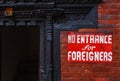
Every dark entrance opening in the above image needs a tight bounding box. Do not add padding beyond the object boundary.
[1,27,39,81]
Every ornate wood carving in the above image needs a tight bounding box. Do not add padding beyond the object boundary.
[0,0,102,81]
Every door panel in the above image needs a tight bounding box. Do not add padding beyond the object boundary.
[1,27,40,81]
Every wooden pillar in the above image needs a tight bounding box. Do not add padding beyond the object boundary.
[40,15,53,81]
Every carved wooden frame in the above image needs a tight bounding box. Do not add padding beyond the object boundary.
[0,1,102,81]
[52,5,98,81]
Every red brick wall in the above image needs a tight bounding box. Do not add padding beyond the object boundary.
[60,0,120,81]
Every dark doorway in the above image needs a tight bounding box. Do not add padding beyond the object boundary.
[1,27,39,81]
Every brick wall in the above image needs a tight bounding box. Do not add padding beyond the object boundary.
[60,0,120,81]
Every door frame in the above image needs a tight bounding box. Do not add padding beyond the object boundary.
[0,1,101,81]
[52,5,98,81]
